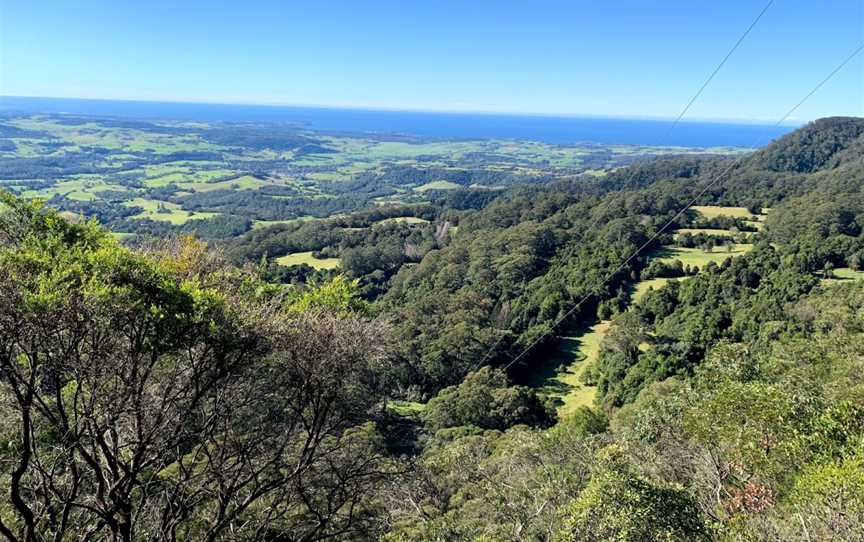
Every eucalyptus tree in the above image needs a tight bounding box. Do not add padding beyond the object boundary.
[0,195,394,541]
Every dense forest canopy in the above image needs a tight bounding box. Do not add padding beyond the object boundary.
[0,118,863,540]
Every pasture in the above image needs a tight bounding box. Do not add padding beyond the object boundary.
[529,320,609,418]
[692,205,769,231]
[252,218,316,229]
[691,205,754,219]
[652,243,754,268]
[631,277,673,303]
[275,251,340,270]
[125,198,216,224]
[674,228,741,238]
[823,267,864,283]
[375,216,430,226]
[413,180,461,191]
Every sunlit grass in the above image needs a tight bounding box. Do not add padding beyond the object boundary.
[275,251,340,270]
[653,243,754,268]
[413,180,461,191]
[691,205,754,219]
[631,277,673,303]
[375,216,430,226]
[124,198,216,224]
[529,321,610,418]
[387,400,426,418]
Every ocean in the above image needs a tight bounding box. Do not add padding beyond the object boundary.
[0,96,794,148]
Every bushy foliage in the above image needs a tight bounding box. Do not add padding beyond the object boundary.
[554,449,709,542]
[0,194,395,541]
[286,274,370,316]
[421,367,554,432]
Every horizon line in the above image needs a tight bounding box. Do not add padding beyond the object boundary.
[0,94,806,127]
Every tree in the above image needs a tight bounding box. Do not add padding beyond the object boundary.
[0,196,394,541]
[849,250,864,271]
[384,423,603,542]
[286,274,370,316]
[788,452,864,540]
[421,367,554,432]
[554,449,710,542]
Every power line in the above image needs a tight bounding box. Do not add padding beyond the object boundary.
[777,43,864,123]
[665,0,774,138]
[501,42,864,373]
[468,1,778,374]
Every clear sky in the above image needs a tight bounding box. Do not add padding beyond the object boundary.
[1,1,862,122]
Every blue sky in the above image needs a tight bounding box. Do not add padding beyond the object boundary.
[1,1,862,122]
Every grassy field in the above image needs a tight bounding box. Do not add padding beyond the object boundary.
[125,198,216,224]
[528,243,750,415]
[252,217,317,229]
[691,205,755,219]
[413,180,461,192]
[675,228,742,238]
[529,320,609,418]
[21,178,126,201]
[145,174,276,193]
[823,267,864,283]
[833,267,864,280]
[524,209,757,417]
[387,400,426,418]
[375,216,430,226]
[275,251,340,270]
[692,205,769,231]
[631,277,673,303]
[745,220,765,231]
[653,243,754,268]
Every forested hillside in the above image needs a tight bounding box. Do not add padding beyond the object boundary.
[0,118,863,541]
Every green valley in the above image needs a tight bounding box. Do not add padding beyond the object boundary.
[2,115,864,541]
[3,0,861,539]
